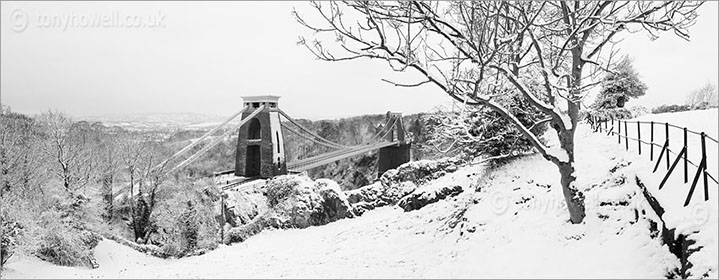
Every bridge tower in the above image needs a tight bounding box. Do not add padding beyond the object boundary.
[377,112,411,177]
[234,96,287,178]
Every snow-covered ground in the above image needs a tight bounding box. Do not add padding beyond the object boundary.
[628,108,718,186]
[3,110,717,279]
[626,108,719,278]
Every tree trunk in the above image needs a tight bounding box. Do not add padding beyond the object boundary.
[556,45,587,224]
[557,161,585,223]
[101,174,113,222]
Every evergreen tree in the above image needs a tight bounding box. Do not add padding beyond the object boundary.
[593,57,648,109]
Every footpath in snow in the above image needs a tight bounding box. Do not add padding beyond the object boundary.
[3,120,717,278]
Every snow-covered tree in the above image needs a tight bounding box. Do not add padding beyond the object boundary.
[686,82,718,109]
[593,57,647,109]
[295,1,701,223]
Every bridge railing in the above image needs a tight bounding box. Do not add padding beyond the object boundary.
[588,115,718,206]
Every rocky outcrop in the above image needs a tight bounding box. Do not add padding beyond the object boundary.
[398,185,464,212]
[225,158,465,244]
[345,158,463,215]
[223,185,269,227]
[384,158,462,186]
[224,175,353,244]
[346,181,418,216]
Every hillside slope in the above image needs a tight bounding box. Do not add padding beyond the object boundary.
[5,123,708,278]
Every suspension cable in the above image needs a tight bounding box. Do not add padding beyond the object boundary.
[278,109,347,148]
[154,107,248,171]
[281,122,342,150]
[368,115,395,142]
[167,105,265,174]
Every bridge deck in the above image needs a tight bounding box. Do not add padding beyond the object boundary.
[288,141,400,172]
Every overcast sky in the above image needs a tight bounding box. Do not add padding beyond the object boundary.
[1,1,717,120]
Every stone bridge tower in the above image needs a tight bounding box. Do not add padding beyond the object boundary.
[234,96,287,178]
[377,111,411,177]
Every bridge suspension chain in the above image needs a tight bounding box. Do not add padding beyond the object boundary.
[278,109,347,149]
[373,116,399,142]
[112,106,264,199]
[153,107,248,171]
[167,105,266,174]
[281,122,344,150]
[367,115,395,143]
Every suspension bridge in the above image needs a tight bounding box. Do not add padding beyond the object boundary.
[114,95,410,197]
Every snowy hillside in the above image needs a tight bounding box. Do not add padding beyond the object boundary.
[78,112,231,131]
[7,118,718,278]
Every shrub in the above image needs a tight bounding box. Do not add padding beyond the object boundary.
[423,91,548,160]
[266,175,311,206]
[592,57,647,109]
[177,201,199,251]
[652,104,692,114]
[150,180,220,257]
[34,210,89,267]
[587,107,633,121]
[1,213,22,268]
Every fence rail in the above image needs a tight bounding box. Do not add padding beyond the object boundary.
[588,115,717,207]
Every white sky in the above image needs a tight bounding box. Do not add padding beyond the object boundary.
[1,1,717,120]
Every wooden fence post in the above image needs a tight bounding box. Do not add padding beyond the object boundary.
[650,121,654,161]
[624,121,629,150]
[637,121,642,155]
[684,132,708,206]
[653,123,671,173]
[665,123,670,169]
[702,133,708,201]
[618,120,622,144]
[684,127,688,183]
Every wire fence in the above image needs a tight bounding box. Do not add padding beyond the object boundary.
[588,115,718,207]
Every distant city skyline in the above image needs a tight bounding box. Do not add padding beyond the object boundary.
[1,1,717,120]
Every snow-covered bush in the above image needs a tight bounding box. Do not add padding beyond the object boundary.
[266,175,310,207]
[1,211,22,268]
[34,210,92,267]
[422,92,548,160]
[588,107,633,121]
[150,180,220,257]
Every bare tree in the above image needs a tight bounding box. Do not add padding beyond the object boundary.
[118,134,171,243]
[90,122,122,222]
[686,82,718,108]
[38,111,97,192]
[295,1,700,223]
[0,110,45,197]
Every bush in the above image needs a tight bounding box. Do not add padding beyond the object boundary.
[266,175,307,206]
[150,180,220,257]
[592,57,647,109]
[34,210,91,267]
[423,92,548,160]
[177,201,199,251]
[1,214,22,268]
[587,107,633,121]
[652,104,691,114]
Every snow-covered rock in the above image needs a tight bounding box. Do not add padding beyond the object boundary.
[345,157,464,215]
[398,185,464,212]
[224,175,354,244]
[223,185,269,227]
